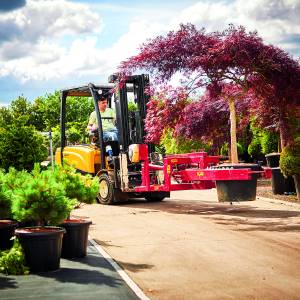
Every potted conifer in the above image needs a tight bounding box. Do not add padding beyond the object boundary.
[54,165,97,258]
[13,166,76,272]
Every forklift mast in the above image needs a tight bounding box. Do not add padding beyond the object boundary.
[109,74,151,153]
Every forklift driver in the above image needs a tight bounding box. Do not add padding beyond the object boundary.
[86,96,118,141]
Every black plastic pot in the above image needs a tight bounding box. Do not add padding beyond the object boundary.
[271,168,296,195]
[60,219,92,258]
[265,153,280,168]
[15,226,65,272]
[0,220,18,250]
[215,164,260,202]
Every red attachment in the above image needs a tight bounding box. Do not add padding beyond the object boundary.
[138,144,148,161]
[131,150,271,193]
[261,167,272,179]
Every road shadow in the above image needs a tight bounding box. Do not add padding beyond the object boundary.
[39,267,122,287]
[64,253,115,269]
[212,216,300,232]
[118,199,299,217]
[117,199,300,232]
[0,276,18,290]
[93,238,123,248]
[71,241,154,274]
[116,260,154,273]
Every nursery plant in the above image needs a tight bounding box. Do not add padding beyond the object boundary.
[12,165,76,272]
[12,165,75,226]
[0,240,29,275]
[52,164,96,258]
[53,163,98,205]
[280,140,300,201]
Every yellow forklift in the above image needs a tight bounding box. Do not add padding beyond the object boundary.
[55,74,170,204]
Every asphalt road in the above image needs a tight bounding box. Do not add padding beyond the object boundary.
[73,189,300,300]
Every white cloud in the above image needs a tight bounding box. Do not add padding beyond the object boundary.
[173,0,300,56]
[169,1,232,31]
[0,0,102,44]
[0,14,166,82]
[0,0,299,86]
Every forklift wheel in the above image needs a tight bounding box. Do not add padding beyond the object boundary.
[97,173,128,205]
[145,192,168,202]
[98,174,114,205]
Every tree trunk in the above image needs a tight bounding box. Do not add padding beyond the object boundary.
[229,98,238,164]
[293,174,300,202]
[279,113,292,149]
[279,126,286,151]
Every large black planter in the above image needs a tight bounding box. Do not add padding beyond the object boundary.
[271,168,296,195]
[0,220,18,250]
[265,153,296,194]
[265,153,280,168]
[15,226,65,272]
[60,219,92,258]
[215,164,260,202]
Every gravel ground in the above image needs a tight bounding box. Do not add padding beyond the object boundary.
[257,179,298,202]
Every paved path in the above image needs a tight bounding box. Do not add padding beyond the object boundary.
[73,189,300,300]
[0,243,140,300]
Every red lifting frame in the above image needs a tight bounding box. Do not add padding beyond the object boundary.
[133,149,271,193]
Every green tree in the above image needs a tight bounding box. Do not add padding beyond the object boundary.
[160,129,209,154]
[33,91,94,131]
[0,119,48,171]
[0,107,13,126]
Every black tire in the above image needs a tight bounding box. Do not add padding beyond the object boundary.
[97,173,114,205]
[97,173,128,205]
[145,192,169,202]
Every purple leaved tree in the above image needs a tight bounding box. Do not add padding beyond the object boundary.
[119,24,300,163]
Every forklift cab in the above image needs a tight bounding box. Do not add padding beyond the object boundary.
[57,74,151,167]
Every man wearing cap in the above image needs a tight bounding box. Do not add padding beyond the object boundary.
[87,96,118,141]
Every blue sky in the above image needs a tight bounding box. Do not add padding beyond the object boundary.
[0,0,299,106]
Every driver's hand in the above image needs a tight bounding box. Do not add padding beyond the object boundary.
[91,125,98,131]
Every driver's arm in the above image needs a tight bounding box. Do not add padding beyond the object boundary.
[86,111,97,132]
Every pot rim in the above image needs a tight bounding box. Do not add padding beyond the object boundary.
[0,219,18,228]
[15,226,66,237]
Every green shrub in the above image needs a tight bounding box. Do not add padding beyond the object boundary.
[221,142,244,156]
[248,138,262,158]
[160,129,209,154]
[260,131,278,154]
[248,120,279,158]
[128,102,138,112]
[66,126,82,144]
[53,164,98,204]
[0,119,48,171]
[0,240,29,275]
[12,165,76,226]
[3,167,31,191]
[280,140,300,177]
[0,170,12,219]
